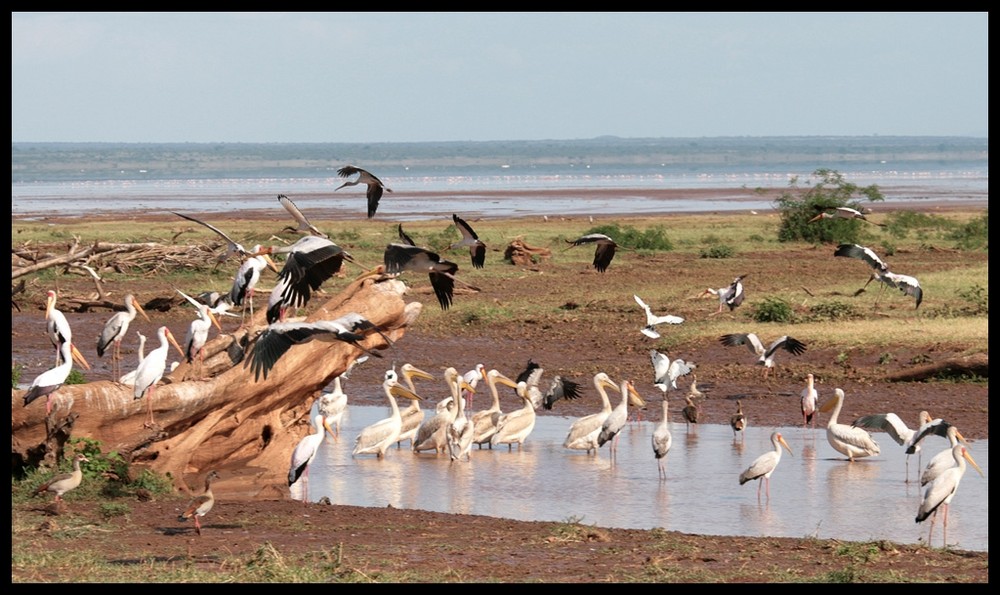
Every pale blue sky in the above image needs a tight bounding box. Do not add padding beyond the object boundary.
[11,12,988,143]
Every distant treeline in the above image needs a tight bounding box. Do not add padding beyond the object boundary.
[11,136,988,182]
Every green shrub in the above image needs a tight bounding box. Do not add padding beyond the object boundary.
[956,284,988,316]
[12,363,24,388]
[808,301,861,322]
[65,368,87,385]
[586,223,674,251]
[947,211,988,250]
[774,169,885,244]
[699,245,735,259]
[751,297,794,323]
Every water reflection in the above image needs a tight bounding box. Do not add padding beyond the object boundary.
[307,405,988,552]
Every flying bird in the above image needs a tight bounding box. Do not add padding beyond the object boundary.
[246,313,389,381]
[254,235,355,324]
[335,165,392,218]
[177,470,220,536]
[384,243,480,310]
[834,243,922,309]
[650,349,695,393]
[916,444,984,548]
[278,194,328,238]
[566,233,618,273]
[719,333,807,379]
[701,274,747,315]
[449,214,487,269]
[739,431,793,503]
[514,359,581,411]
[809,206,884,226]
[851,410,935,482]
[172,211,249,267]
[397,223,417,246]
[633,294,683,339]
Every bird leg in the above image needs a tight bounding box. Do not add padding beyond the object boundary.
[194,516,202,536]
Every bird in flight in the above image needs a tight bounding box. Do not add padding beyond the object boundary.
[449,214,487,269]
[566,233,618,273]
[719,332,807,379]
[633,294,683,339]
[335,165,392,219]
[700,274,747,315]
[809,206,883,226]
[834,243,923,309]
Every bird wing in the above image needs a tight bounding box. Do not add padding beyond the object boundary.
[173,212,247,258]
[337,165,365,179]
[834,243,887,271]
[453,214,480,240]
[592,242,617,273]
[720,333,765,357]
[515,359,542,385]
[542,376,582,410]
[397,224,416,246]
[366,184,384,218]
[666,359,695,388]
[767,336,807,358]
[906,419,955,454]
[278,195,327,238]
[851,413,910,446]
[650,350,671,388]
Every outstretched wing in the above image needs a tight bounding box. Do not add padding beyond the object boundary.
[278,194,327,238]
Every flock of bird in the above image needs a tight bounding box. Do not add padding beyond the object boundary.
[20,169,970,546]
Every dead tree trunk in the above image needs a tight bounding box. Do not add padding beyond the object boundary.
[12,272,422,496]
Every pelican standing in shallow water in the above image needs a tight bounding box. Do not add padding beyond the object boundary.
[394,364,436,449]
[597,379,644,460]
[471,369,519,449]
[820,388,880,462]
[413,368,473,454]
[916,444,984,548]
[353,375,424,459]
[739,431,793,503]
[563,372,620,454]
[491,380,538,451]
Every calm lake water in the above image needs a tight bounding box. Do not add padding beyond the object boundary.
[300,404,988,552]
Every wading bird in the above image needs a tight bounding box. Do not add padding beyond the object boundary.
[289,414,333,502]
[834,243,923,309]
[916,444,984,548]
[920,425,971,487]
[246,313,389,381]
[394,364,436,449]
[633,294,683,339]
[413,368,474,454]
[449,214,487,269]
[23,340,90,415]
[597,379,644,460]
[97,294,150,380]
[701,274,748,315]
[730,400,747,442]
[353,375,424,459]
[739,431,793,503]
[650,349,695,394]
[472,369,520,448]
[851,410,934,482]
[133,326,185,428]
[681,394,700,432]
[172,212,249,267]
[335,165,392,219]
[719,333,807,379]
[563,372,620,454]
[309,358,365,442]
[652,397,673,480]
[447,378,475,462]
[809,206,883,226]
[178,470,220,536]
[491,380,538,452]
[254,235,356,324]
[820,388,880,462]
[800,373,819,429]
[566,233,618,272]
[383,242,480,310]
[34,453,89,505]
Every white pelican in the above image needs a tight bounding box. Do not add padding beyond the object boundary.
[700,274,748,315]
[23,340,86,415]
[177,470,220,536]
[681,394,699,432]
[597,379,644,459]
[809,206,883,226]
[730,400,747,442]
[834,243,923,309]
[133,326,185,428]
[172,211,249,267]
[118,331,146,386]
[471,369,519,448]
[246,313,388,381]
[177,289,222,369]
[566,233,617,273]
[652,397,672,480]
[800,373,818,429]
[650,349,695,393]
[739,431,793,502]
[44,290,89,370]
[96,294,150,379]
[383,243,477,311]
[820,388,880,462]
[633,294,683,339]
[563,372,620,454]
[491,380,538,451]
[413,368,473,454]
[447,380,475,462]
[335,165,392,219]
[253,235,356,324]
[229,243,279,324]
[353,375,424,459]
[394,364,436,449]
[449,214,486,269]
[278,194,328,238]
[851,410,934,482]
[34,453,88,504]
[920,425,970,487]
[719,333,807,379]
[289,414,332,501]
[916,444,984,548]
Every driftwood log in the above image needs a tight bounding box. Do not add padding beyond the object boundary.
[12,271,422,496]
[884,353,989,382]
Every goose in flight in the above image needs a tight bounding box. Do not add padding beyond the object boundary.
[335,165,392,219]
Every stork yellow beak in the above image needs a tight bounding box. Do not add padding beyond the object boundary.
[166,328,185,359]
[133,297,151,322]
[70,343,91,371]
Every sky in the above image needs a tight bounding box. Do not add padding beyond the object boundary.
[11,12,988,143]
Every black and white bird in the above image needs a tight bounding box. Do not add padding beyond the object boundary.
[177,289,222,367]
[652,397,673,480]
[96,293,151,380]
[701,274,747,315]
[719,333,807,379]
[246,313,389,381]
[851,410,935,483]
[335,165,392,219]
[44,290,90,370]
[916,443,984,548]
[650,349,695,393]
[566,233,617,273]
[834,243,923,309]
[384,243,479,310]
[633,294,683,339]
[739,431,793,503]
[278,194,328,238]
[809,206,883,226]
[254,235,354,324]
[172,212,249,267]
[514,359,582,410]
[449,214,486,269]
[228,244,279,324]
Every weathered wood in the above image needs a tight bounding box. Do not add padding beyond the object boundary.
[12,270,422,495]
[884,353,988,382]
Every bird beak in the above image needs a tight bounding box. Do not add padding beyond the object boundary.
[322,418,336,440]
[627,382,646,408]
[70,344,91,370]
[779,435,794,457]
[208,309,222,331]
[602,377,622,393]
[390,384,423,401]
[263,254,280,273]
[133,298,151,322]
[495,374,519,390]
[404,366,435,382]
[808,214,823,223]
[460,380,476,394]
[819,396,836,413]
[334,182,349,191]
[963,448,985,478]
[166,329,185,358]
[955,430,969,445]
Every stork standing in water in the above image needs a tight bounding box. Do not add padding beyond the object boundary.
[800,373,819,429]
[335,165,392,219]
[597,380,644,461]
[701,274,747,315]
[916,444,984,548]
[289,414,333,502]
[652,397,673,480]
[739,431,793,503]
[97,294,150,380]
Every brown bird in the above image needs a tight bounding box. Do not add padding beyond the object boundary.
[35,453,89,504]
[335,165,393,219]
[730,400,747,442]
[682,394,699,431]
[178,470,220,536]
